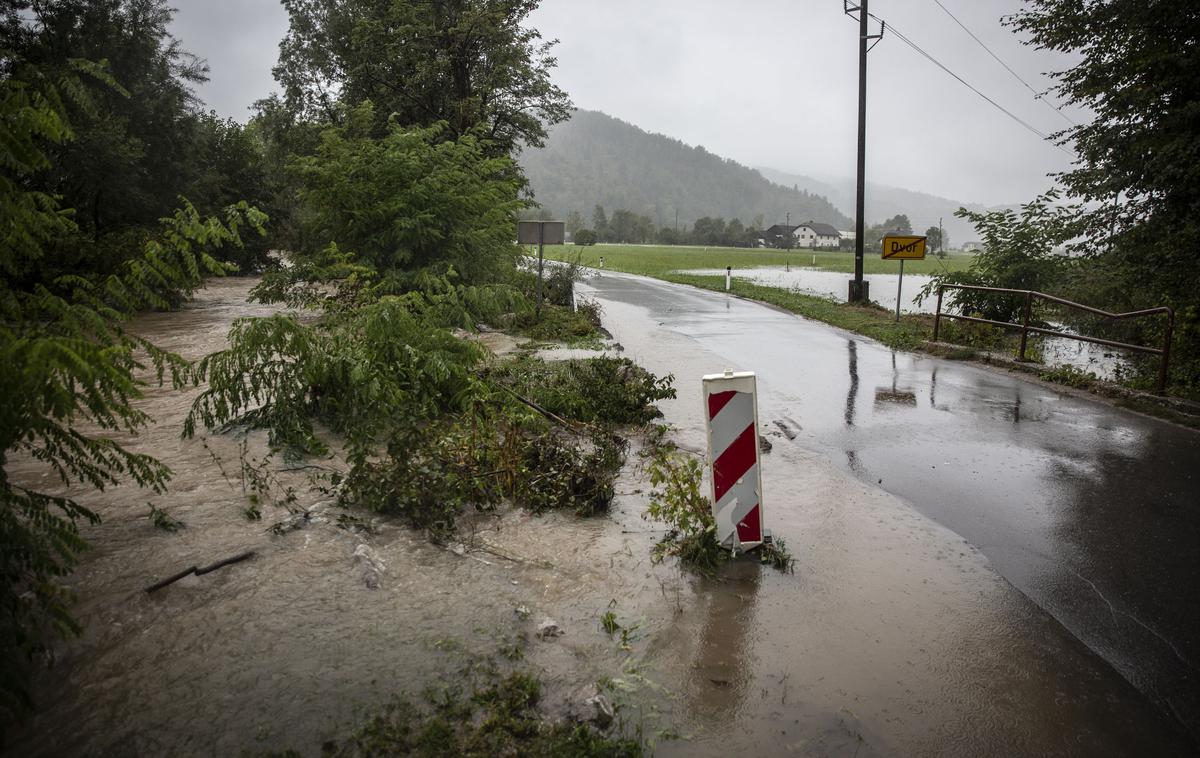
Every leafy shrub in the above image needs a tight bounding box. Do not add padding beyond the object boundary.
[642,449,725,574]
[487,357,675,425]
[541,258,583,308]
[291,103,527,284]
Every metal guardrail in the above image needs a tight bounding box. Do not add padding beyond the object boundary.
[932,284,1175,394]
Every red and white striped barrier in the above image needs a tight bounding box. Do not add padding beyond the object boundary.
[703,370,764,551]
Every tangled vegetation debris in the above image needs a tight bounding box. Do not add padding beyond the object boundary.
[185,239,674,542]
[270,669,643,758]
[642,444,794,576]
[147,504,184,533]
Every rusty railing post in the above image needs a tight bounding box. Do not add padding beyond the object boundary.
[1158,308,1174,395]
[1018,290,1033,361]
[933,285,944,342]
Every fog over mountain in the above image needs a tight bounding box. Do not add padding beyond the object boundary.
[521,109,997,245]
[519,110,851,232]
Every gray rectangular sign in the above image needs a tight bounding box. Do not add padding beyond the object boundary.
[517,220,565,245]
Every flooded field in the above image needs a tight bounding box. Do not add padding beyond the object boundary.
[684,266,937,314]
[683,266,1136,381]
[4,277,1191,756]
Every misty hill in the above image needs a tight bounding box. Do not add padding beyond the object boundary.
[755,167,990,247]
[519,109,852,232]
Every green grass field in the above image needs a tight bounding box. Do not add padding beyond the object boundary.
[539,243,975,277]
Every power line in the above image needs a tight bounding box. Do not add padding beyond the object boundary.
[930,0,1077,126]
[864,10,1073,156]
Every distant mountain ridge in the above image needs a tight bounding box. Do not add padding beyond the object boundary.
[755,167,990,246]
[519,109,852,232]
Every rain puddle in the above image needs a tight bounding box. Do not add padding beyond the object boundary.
[4,277,1190,756]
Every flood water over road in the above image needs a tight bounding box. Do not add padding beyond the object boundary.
[581,270,1200,749]
[5,276,1196,756]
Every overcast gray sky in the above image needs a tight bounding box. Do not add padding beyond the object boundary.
[169,0,1082,206]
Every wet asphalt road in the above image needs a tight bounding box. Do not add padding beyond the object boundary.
[580,271,1200,745]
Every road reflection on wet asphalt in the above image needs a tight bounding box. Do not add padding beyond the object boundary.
[582,270,1200,749]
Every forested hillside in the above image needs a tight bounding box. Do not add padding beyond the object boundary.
[520,109,851,231]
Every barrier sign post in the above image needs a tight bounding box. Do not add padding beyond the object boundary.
[702,369,766,553]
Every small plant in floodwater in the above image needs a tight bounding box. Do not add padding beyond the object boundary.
[496,633,526,661]
[759,538,796,573]
[618,622,641,651]
[147,503,184,532]
[242,502,262,521]
[601,610,620,635]
[643,449,726,575]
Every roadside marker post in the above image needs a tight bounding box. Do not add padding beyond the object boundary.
[703,369,766,553]
[725,266,732,291]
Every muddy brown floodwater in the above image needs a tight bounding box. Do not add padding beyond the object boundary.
[5,277,1193,756]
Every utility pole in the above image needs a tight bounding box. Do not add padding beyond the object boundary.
[846,1,883,302]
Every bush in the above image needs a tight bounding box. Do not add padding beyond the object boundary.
[573,228,597,246]
[486,357,675,425]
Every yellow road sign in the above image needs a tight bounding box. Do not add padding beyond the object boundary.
[882,234,927,260]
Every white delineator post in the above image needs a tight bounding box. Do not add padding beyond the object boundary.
[702,370,765,551]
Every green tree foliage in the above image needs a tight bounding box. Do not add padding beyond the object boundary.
[924,225,943,255]
[0,66,264,729]
[862,213,914,252]
[607,208,655,244]
[2,0,206,239]
[920,193,1081,321]
[564,209,585,237]
[1007,0,1200,392]
[691,216,727,246]
[2,0,278,274]
[275,0,571,152]
[592,204,609,240]
[573,228,597,246]
[290,102,527,283]
[725,218,746,246]
[185,112,280,271]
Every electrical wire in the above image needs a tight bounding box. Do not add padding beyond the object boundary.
[861,9,1074,156]
[930,0,1077,126]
